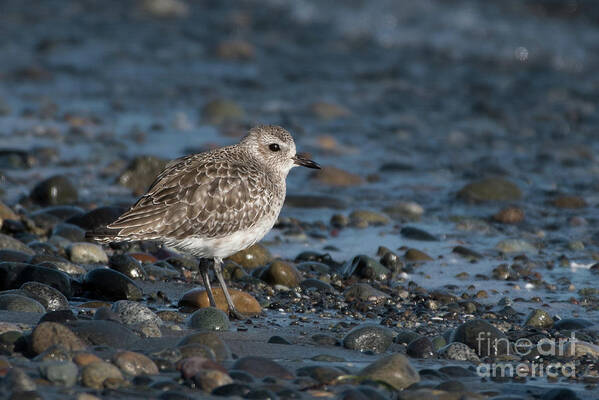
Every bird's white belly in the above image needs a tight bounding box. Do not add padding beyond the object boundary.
[166,215,277,259]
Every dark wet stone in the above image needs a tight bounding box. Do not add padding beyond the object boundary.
[117,155,169,195]
[0,368,36,393]
[68,320,138,348]
[431,335,447,351]
[379,251,402,272]
[30,322,86,355]
[228,370,254,383]
[295,261,330,274]
[400,226,438,241]
[311,334,338,346]
[406,336,435,359]
[300,278,335,293]
[40,309,77,324]
[452,246,482,259]
[30,175,78,206]
[394,329,420,345]
[83,268,143,301]
[0,149,34,169]
[109,254,146,280]
[212,382,252,397]
[342,255,390,280]
[450,319,510,357]
[20,281,69,311]
[358,354,420,390]
[285,194,348,210]
[30,254,85,275]
[437,342,480,362]
[524,309,553,329]
[553,318,594,330]
[0,235,34,255]
[93,306,120,323]
[438,365,477,377]
[404,248,433,261]
[0,263,72,297]
[244,388,277,400]
[330,213,349,228]
[188,307,231,331]
[294,252,342,269]
[50,223,86,242]
[178,332,231,361]
[542,388,581,400]
[165,254,199,271]
[436,380,466,392]
[457,178,522,202]
[344,283,388,302]
[112,300,161,326]
[0,250,31,263]
[232,356,294,379]
[343,324,393,354]
[0,293,45,313]
[297,365,343,384]
[268,336,290,345]
[261,260,302,288]
[158,391,196,400]
[39,360,78,387]
[178,343,216,360]
[65,206,127,231]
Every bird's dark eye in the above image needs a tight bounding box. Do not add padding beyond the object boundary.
[269,143,280,152]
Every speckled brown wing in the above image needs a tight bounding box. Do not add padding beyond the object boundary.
[106,153,276,241]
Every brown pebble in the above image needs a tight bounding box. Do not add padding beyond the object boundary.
[405,249,433,262]
[30,322,86,355]
[311,166,363,187]
[552,195,587,209]
[73,352,103,367]
[493,207,524,224]
[179,288,261,315]
[112,350,159,376]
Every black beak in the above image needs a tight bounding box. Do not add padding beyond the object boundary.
[293,152,320,169]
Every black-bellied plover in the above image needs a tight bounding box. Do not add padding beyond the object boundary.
[87,125,320,319]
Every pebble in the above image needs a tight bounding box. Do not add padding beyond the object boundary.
[553,318,594,330]
[344,283,388,302]
[0,234,34,255]
[232,356,294,379]
[177,357,227,380]
[342,255,390,280]
[83,268,143,301]
[452,246,482,260]
[188,307,231,331]
[0,293,45,313]
[400,226,438,241]
[201,99,245,125]
[113,350,159,376]
[140,0,189,18]
[552,195,587,209]
[108,254,146,280]
[457,177,522,202]
[358,354,420,390]
[81,361,124,389]
[20,281,69,311]
[194,369,233,392]
[310,101,350,119]
[406,336,435,359]
[0,201,19,223]
[404,248,433,261]
[343,324,393,354]
[111,300,162,326]
[51,223,86,242]
[67,242,108,264]
[32,254,86,275]
[30,322,86,355]
[178,287,261,315]
[226,244,271,269]
[437,342,480,362]
[297,365,343,384]
[542,388,581,400]
[394,329,421,345]
[493,207,525,224]
[383,201,424,221]
[65,206,126,231]
[117,155,169,195]
[73,353,103,367]
[496,239,537,253]
[260,260,302,288]
[348,210,389,228]
[178,332,231,361]
[300,278,335,293]
[30,175,78,206]
[450,319,510,357]
[311,166,363,187]
[178,343,216,360]
[285,194,348,210]
[524,309,553,329]
[0,250,31,263]
[39,361,79,387]
[40,309,77,324]
[216,39,254,60]
[68,320,138,348]
[212,383,252,397]
[1,367,37,392]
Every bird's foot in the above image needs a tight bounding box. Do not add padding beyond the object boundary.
[228,307,247,321]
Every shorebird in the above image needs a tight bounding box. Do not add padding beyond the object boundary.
[87,125,320,319]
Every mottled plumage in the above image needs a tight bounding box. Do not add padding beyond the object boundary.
[87,125,319,318]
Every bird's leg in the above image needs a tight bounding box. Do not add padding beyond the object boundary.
[213,257,246,320]
[199,258,217,308]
